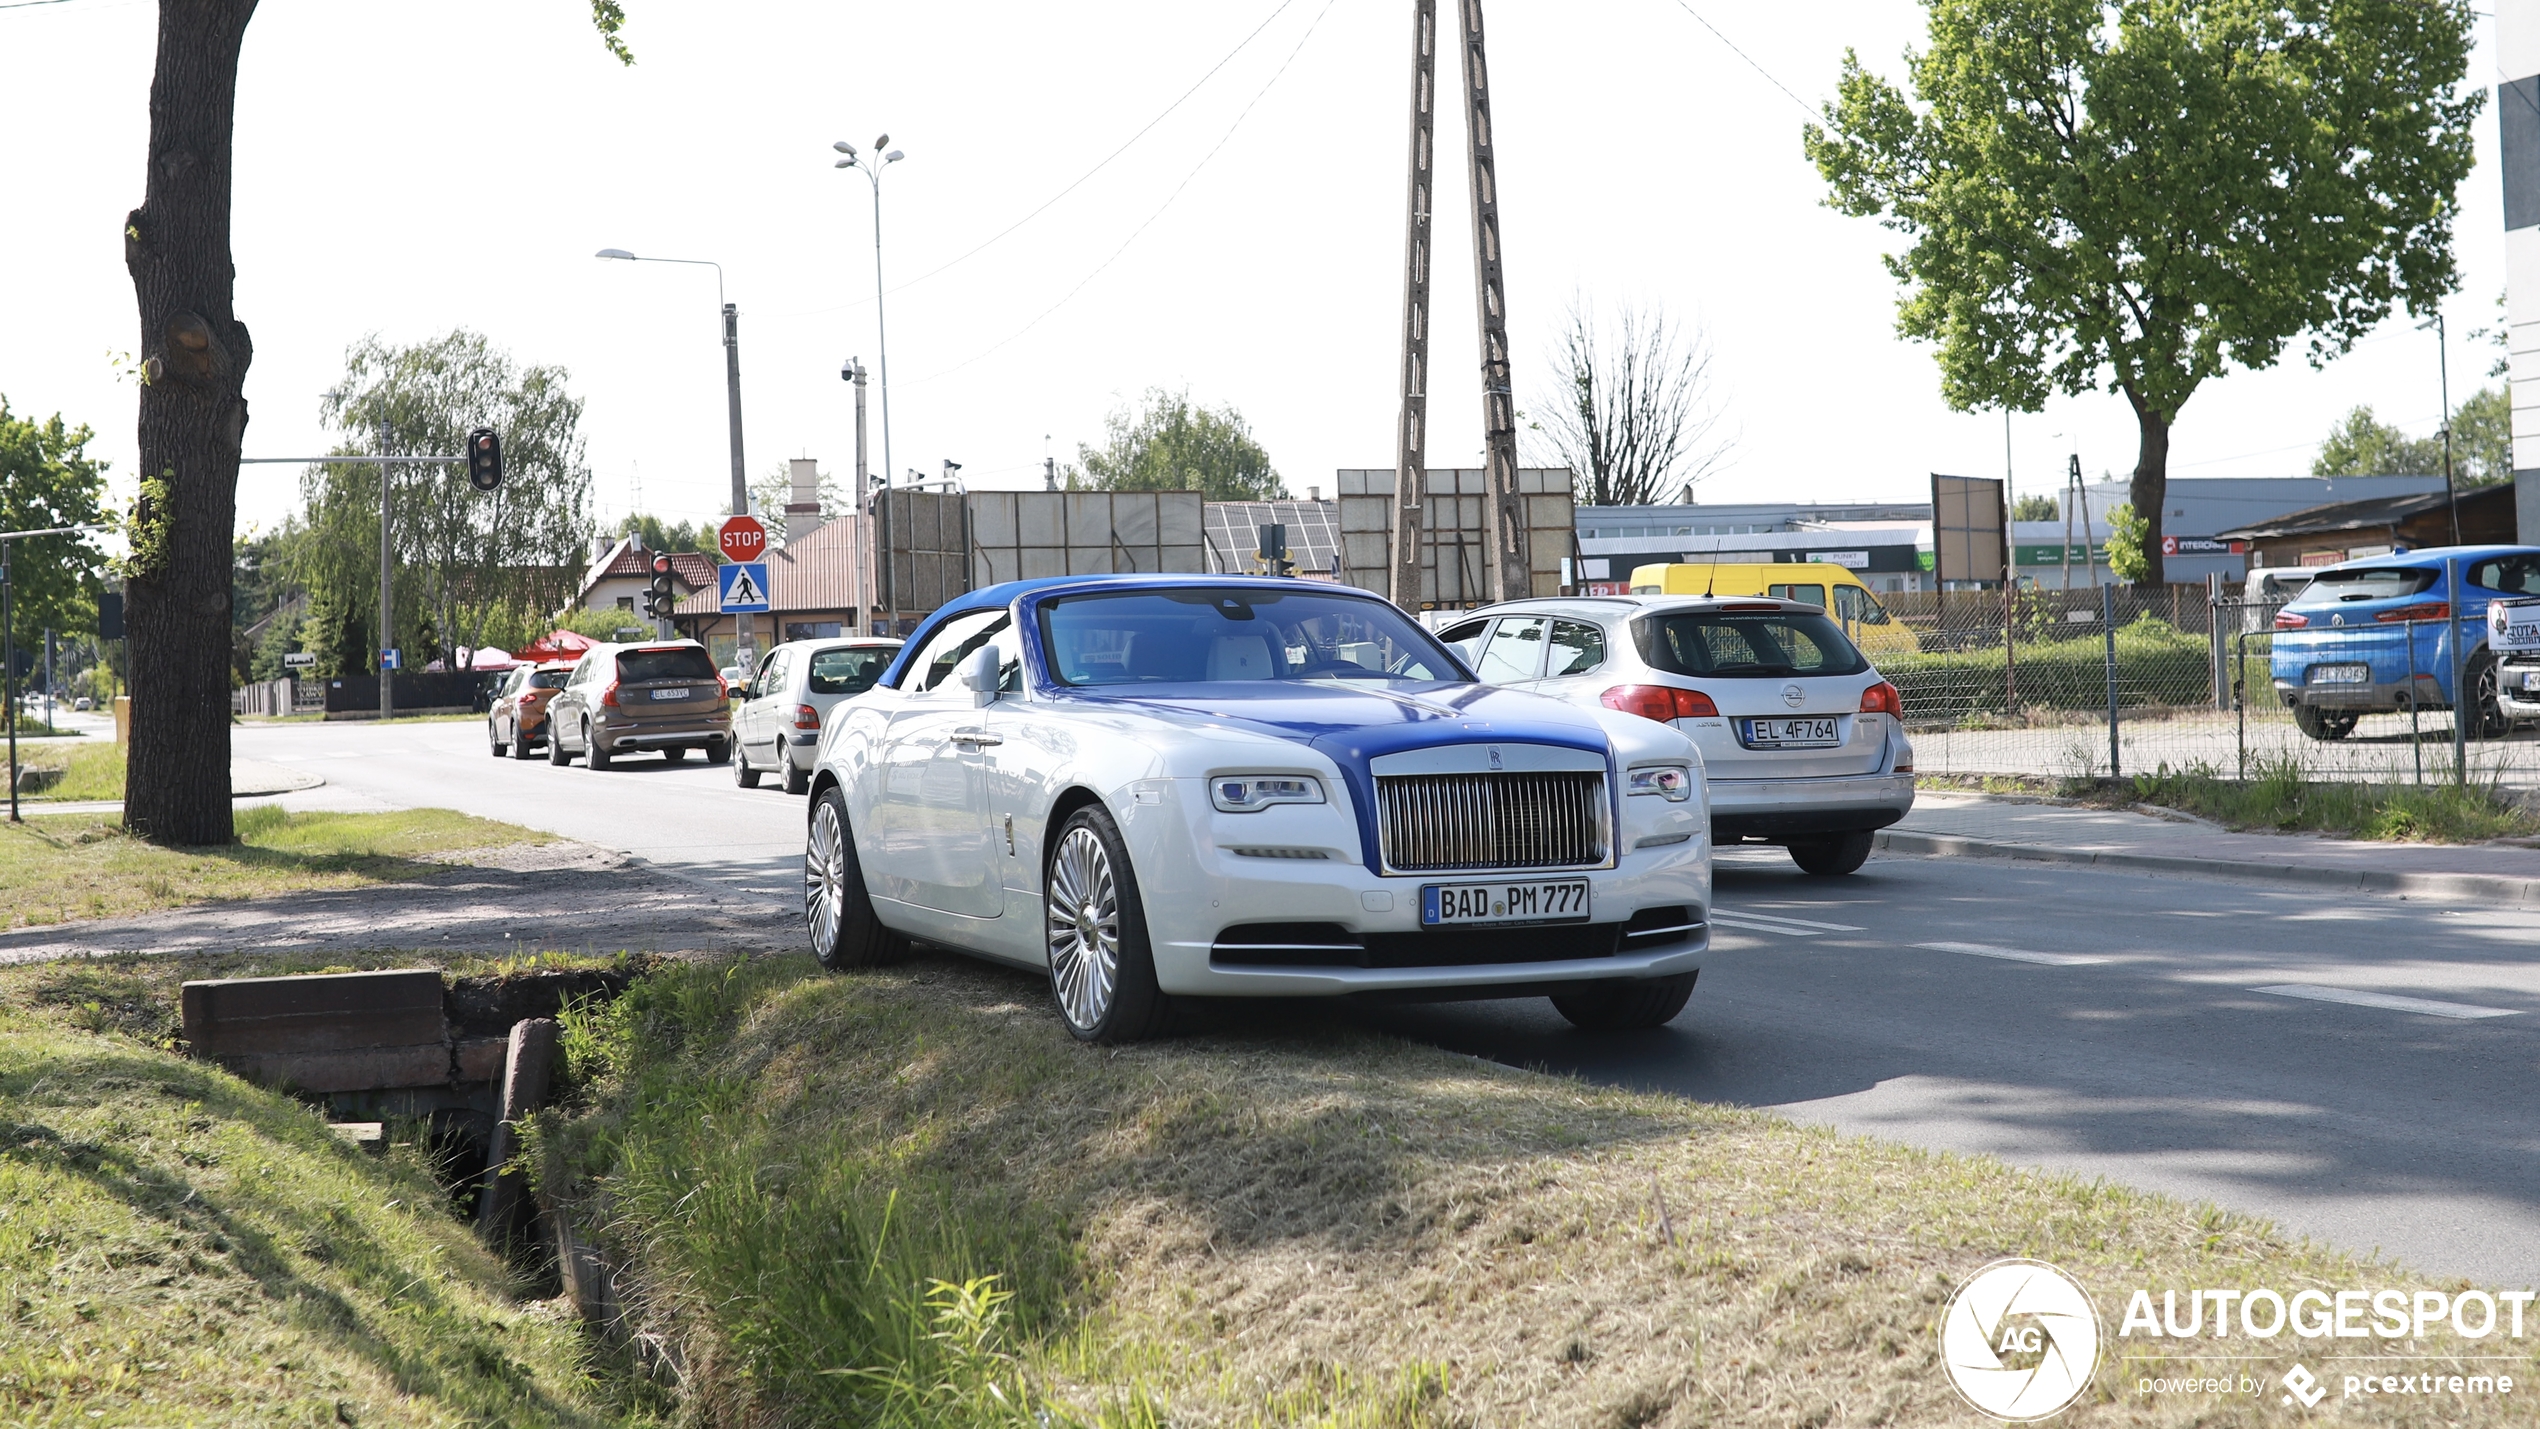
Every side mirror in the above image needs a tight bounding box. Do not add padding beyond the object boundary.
[959,644,1003,705]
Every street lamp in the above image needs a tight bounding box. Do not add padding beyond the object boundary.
[598,246,757,660]
[833,136,906,629]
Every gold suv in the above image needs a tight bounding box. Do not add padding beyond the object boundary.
[546,640,733,769]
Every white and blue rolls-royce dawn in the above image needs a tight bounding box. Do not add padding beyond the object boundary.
[802,575,1711,1043]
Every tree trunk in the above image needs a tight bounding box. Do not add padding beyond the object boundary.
[2124,386,2170,589]
[123,0,259,846]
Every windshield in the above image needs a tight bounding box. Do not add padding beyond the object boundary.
[807,646,892,695]
[2291,567,2437,605]
[615,647,717,683]
[1632,610,1870,678]
[1039,588,1467,686]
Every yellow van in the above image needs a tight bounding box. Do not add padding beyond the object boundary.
[1627,563,1921,657]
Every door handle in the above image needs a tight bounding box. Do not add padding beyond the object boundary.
[951,728,1002,748]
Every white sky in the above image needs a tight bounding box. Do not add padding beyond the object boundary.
[0,0,2513,542]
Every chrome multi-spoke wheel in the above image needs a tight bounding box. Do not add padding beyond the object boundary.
[1046,825,1120,1033]
[807,796,846,959]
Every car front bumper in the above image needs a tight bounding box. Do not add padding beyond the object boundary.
[1706,769,1913,840]
[1122,789,1711,998]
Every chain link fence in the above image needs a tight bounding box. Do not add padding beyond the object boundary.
[1856,584,2540,789]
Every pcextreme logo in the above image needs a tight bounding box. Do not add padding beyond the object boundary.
[1940,1259,2102,1421]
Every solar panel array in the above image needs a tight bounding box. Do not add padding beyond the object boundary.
[1202,500,1343,577]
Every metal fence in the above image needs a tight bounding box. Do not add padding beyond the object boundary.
[1874,583,2540,788]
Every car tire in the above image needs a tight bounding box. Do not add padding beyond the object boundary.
[513,726,538,761]
[733,744,761,788]
[586,724,612,770]
[662,746,686,763]
[1045,805,1168,1044]
[782,752,810,796]
[549,721,574,764]
[488,721,507,758]
[2293,705,2357,741]
[1549,971,1698,1031]
[1787,830,1874,876]
[705,737,731,766]
[805,786,905,970]
[2467,653,2510,741]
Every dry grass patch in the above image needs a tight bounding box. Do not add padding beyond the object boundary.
[540,955,2540,1427]
[0,806,555,930]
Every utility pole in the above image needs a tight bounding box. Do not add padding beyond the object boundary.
[1454,0,1528,602]
[2436,312,2461,547]
[378,416,395,721]
[847,357,871,629]
[1390,0,1437,613]
[725,302,756,667]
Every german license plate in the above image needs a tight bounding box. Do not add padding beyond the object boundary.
[1421,879,1590,927]
[1741,717,1839,748]
[2308,664,2370,686]
[650,687,691,700]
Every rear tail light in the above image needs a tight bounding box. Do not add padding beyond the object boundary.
[599,681,620,708]
[1599,684,1720,722]
[792,703,821,730]
[1859,680,1902,717]
[2377,601,2451,624]
[2274,610,2309,630]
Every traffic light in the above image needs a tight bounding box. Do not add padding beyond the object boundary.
[1255,523,1294,577]
[96,591,124,640]
[646,553,676,620]
[465,427,503,491]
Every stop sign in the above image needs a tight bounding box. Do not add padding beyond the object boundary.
[718,515,767,563]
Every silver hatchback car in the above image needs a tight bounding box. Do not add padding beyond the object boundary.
[1445,595,1914,874]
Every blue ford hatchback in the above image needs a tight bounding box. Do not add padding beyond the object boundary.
[2269,546,2540,740]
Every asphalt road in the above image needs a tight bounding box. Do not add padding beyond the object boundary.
[236,717,2540,1287]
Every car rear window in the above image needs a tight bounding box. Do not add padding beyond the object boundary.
[529,670,571,690]
[1631,610,1869,678]
[807,647,891,695]
[616,647,717,683]
[2291,567,2437,605]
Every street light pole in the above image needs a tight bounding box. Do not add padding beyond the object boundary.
[596,248,754,661]
[378,416,395,721]
[834,137,905,630]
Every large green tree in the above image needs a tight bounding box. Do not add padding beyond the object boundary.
[0,400,112,691]
[1070,388,1284,501]
[120,1,628,846]
[1805,0,2481,586]
[2311,386,2508,485]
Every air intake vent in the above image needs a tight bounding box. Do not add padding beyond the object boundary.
[1375,771,1607,872]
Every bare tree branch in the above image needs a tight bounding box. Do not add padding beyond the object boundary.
[1526,298,1733,506]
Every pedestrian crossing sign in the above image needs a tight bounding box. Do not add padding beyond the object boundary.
[717,560,771,612]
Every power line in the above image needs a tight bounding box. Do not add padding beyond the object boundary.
[901,0,1342,387]
[1663,0,1817,119]
[784,0,1299,321]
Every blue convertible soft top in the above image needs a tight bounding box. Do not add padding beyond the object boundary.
[875,573,1384,687]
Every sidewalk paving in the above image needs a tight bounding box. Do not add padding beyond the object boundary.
[1884,792,2540,905]
[16,757,322,818]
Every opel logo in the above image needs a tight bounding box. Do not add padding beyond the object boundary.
[1488,746,1502,770]
[1781,682,1806,709]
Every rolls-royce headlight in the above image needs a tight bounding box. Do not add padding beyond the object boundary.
[1212,775,1326,813]
[1627,765,1693,802]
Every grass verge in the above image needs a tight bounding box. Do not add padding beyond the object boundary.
[0,807,556,930]
[11,740,124,802]
[1919,760,2540,843]
[0,958,635,1426]
[536,954,2540,1427]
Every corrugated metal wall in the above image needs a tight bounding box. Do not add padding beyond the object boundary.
[967,491,1207,587]
[1336,467,1575,607]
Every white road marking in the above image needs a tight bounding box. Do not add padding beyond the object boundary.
[2254,984,2522,1020]
[1917,941,2107,967]
[1712,910,1866,936]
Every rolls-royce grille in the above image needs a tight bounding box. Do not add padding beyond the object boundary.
[1375,771,1607,872]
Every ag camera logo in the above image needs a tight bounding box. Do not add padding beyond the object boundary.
[1941,1259,2102,1420]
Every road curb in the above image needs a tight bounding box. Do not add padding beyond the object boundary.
[1876,828,2540,907]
